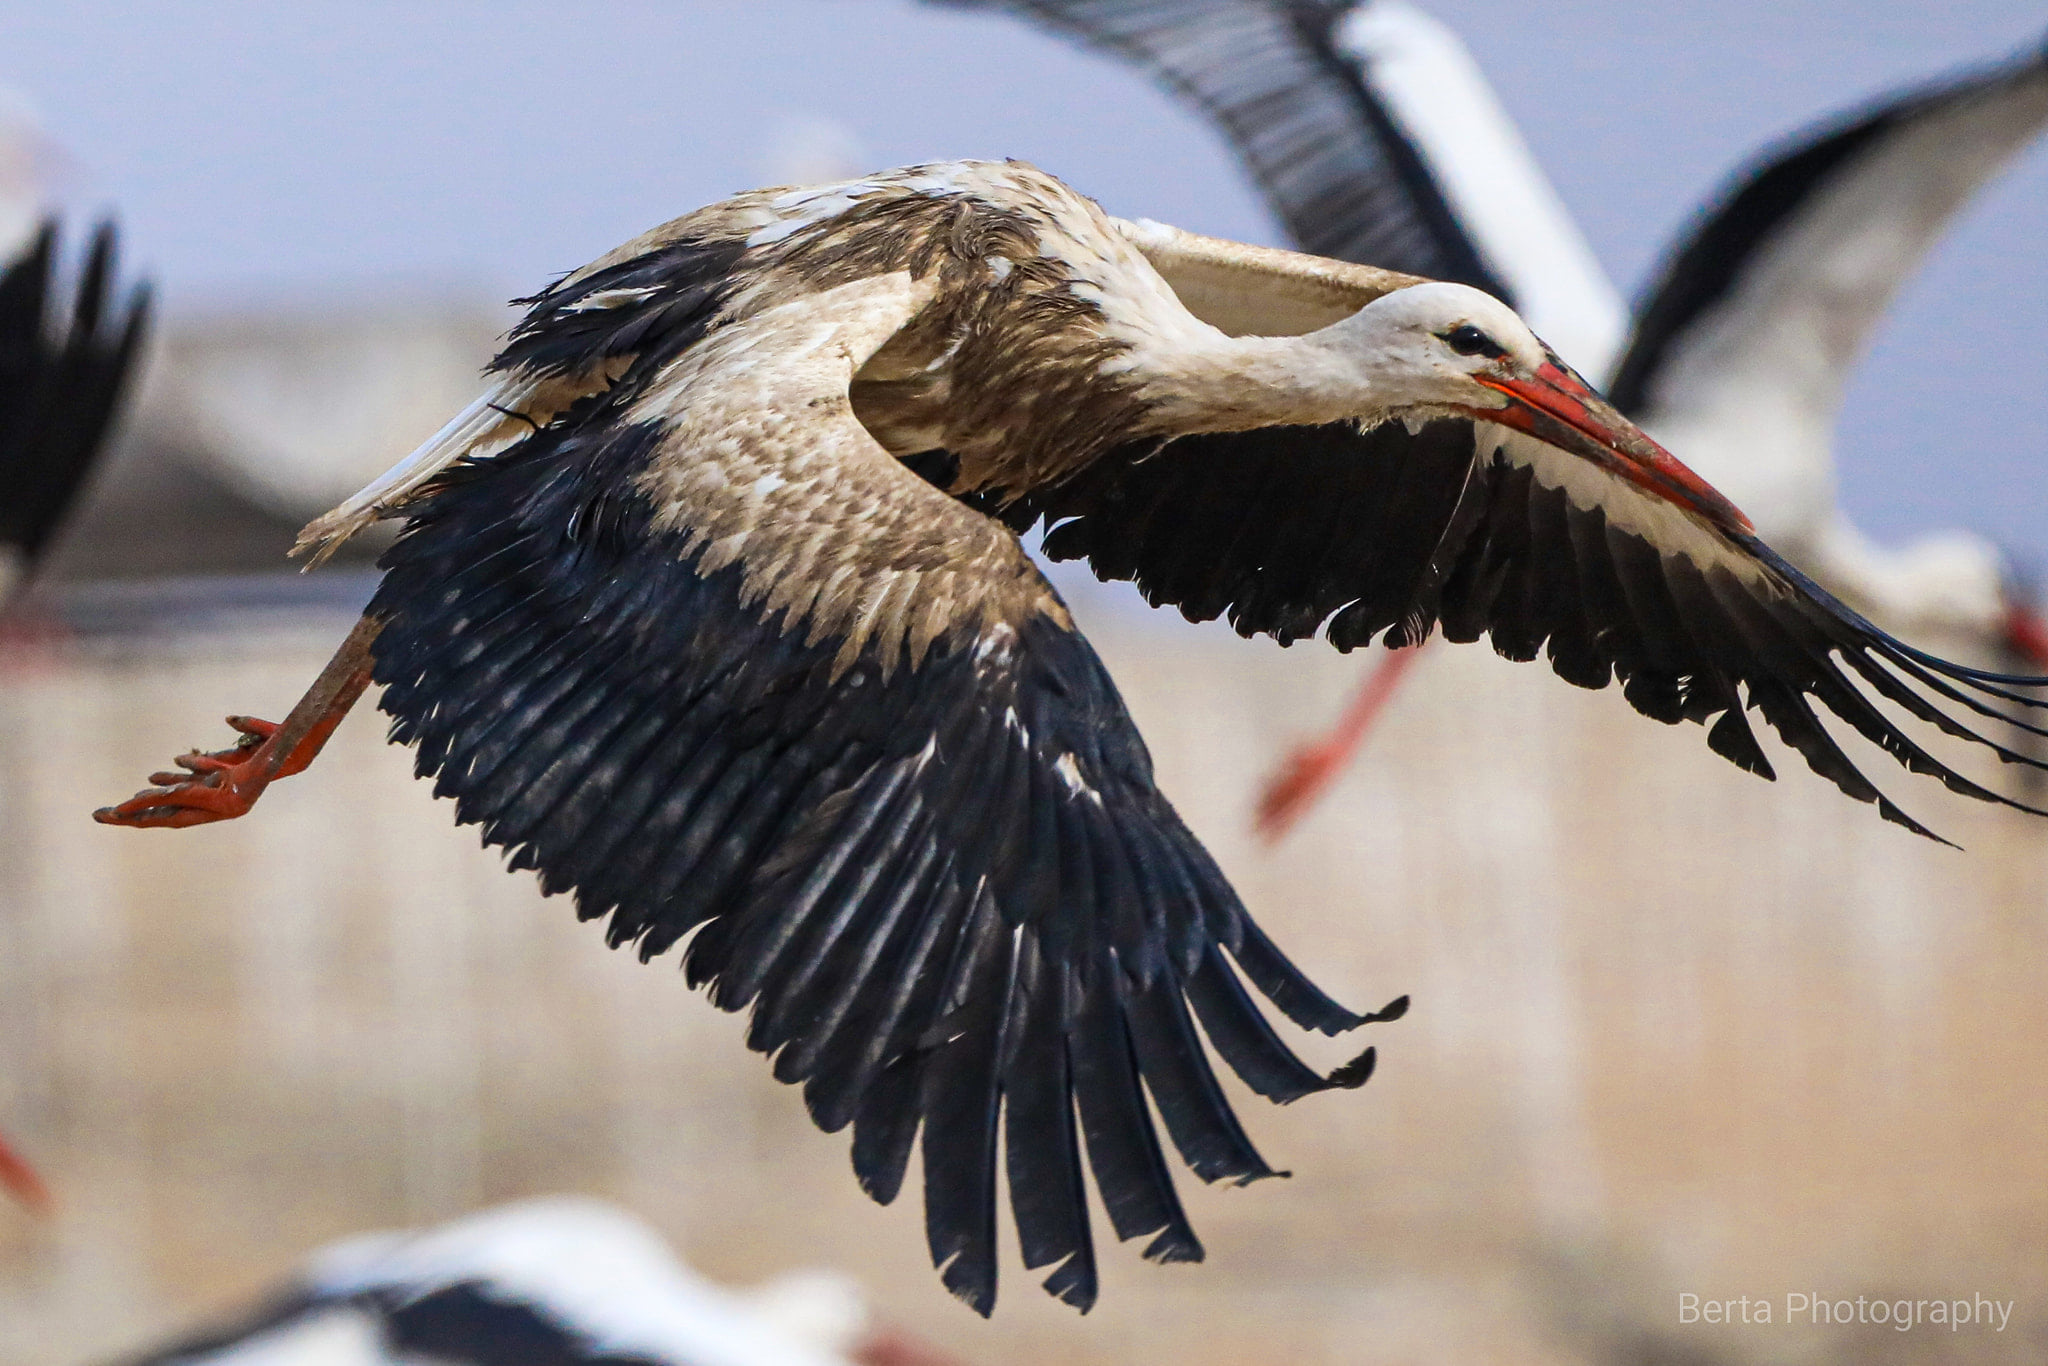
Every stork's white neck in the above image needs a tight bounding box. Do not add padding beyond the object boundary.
[1116,300,1515,440]
[1076,243,1523,439]
[1129,329,1406,434]
[1056,219,1429,437]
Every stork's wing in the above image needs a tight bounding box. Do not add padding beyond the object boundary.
[1009,416,2048,839]
[1111,215,1420,336]
[1610,35,2048,416]
[0,222,150,596]
[941,0,1509,295]
[367,269,1396,1316]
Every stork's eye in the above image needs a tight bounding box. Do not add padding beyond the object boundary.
[1443,324,1507,359]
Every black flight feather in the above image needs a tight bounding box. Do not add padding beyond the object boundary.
[1004,417,2048,840]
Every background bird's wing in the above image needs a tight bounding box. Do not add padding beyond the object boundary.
[0,222,150,597]
[1609,35,2048,417]
[1006,415,2048,840]
[940,0,1509,295]
[368,268,1394,1316]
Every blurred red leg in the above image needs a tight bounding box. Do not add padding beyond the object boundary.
[854,1327,968,1366]
[1256,642,1425,843]
[0,1127,51,1213]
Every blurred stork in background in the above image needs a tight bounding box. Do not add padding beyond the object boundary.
[112,1198,961,1366]
[0,85,150,1215]
[0,86,152,603]
[0,222,151,607]
[140,304,504,534]
[0,84,150,611]
[939,0,2048,835]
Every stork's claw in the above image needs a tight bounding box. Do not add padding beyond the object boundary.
[94,616,383,834]
[93,714,286,828]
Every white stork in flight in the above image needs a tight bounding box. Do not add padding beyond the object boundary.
[96,161,2048,1313]
[946,0,2048,833]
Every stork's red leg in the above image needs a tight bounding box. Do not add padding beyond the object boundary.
[854,1327,968,1366]
[1255,642,1424,843]
[0,1128,51,1213]
[94,614,384,829]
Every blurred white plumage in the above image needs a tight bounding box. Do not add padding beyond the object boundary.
[122,1198,954,1366]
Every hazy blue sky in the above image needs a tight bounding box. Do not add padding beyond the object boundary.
[1,1,2043,561]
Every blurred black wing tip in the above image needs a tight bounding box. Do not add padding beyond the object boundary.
[1891,639,2048,695]
[1141,1226,1204,1264]
[1818,636,2048,840]
[120,276,155,331]
[1609,48,2043,412]
[1040,1252,1098,1311]
[1324,1044,1376,1089]
[1879,797,1961,849]
[939,1252,997,1317]
[857,1162,902,1206]
[1757,537,2048,698]
[85,216,117,262]
[1360,992,1409,1023]
[47,214,151,343]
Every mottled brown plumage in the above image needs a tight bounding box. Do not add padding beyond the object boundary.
[626,271,1068,677]
[101,159,2048,1317]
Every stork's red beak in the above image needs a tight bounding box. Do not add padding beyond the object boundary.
[1473,359,1753,535]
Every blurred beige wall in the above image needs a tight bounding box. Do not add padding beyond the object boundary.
[0,596,2043,1366]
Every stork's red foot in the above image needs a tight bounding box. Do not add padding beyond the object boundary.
[95,615,380,831]
[93,714,288,828]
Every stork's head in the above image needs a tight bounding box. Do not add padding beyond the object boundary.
[1332,283,1549,394]
[1326,282,1753,534]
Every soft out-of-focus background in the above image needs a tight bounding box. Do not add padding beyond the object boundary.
[10,0,2047,560]
[0,3,2045,1363]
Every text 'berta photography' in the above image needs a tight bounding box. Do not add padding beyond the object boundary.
[1679,1293,2016,1333]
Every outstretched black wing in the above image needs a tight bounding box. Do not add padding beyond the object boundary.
[1007,417,2048,840]
[0,222,151,591]
[367,257,1399,1316]
[941,0,1508,294]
